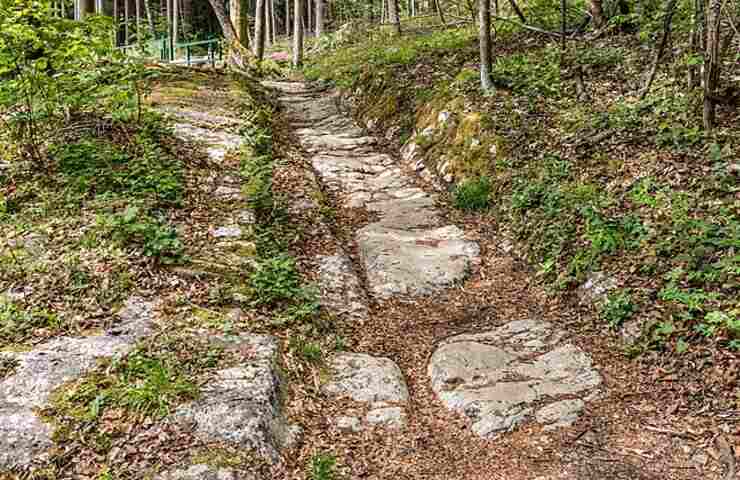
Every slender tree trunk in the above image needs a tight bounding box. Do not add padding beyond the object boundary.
[172,0,179,52]
[687,0,702,88]
[206,0,252,67]
[434,0,446,24]
[589,0,607,28]
[255,0,265,59]
[703,0,722,130]
[269,0,277,44]
[143,0,155,36]
[316,0,324,36]
[124,0,130,44]
[507,0,526,23]
[292,0,304,66]
[265,0,273,47]
[388,0,401,34]
[640,0,678,98]
[410,0,415,17]
[479,0,493,90]
[135,0,141,42]
[113,0,119,45]
[286,0,291,35]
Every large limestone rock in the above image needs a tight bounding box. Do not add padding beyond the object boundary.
[173,335,295,462]
[0,297,156,470]
[357,225,480,298]
[429,319,602,438]
[322,353,409,432]
[317,254,370,324]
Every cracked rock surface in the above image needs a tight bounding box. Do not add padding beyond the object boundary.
[428,319,602,438]
[0,297,156,470]
[273,81,479,299]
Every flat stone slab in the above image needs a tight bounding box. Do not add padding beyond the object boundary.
[323,353,409,432]
[155,464,258,480]
[173,122,243,162]
[357,225,479,298]
[428,319,602,438]
[173,335,293,462]
[0,297,156,470]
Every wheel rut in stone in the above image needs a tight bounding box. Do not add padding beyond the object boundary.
[271,80,604,443]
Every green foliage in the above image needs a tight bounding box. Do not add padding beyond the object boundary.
[492,49,561,97]
[96,205,183,263]
[50,127,182,206]
[0,298,60,344]
[600,290,636,327]
[310,453,337,480]
[0,1,146,160]
[249,255,305,306]
[453,176,492,211]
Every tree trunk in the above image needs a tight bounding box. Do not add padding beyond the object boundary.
[286,0,291,35]
[135,0,141,42]
[316,0,324,36]
[479,0,493,90]
[639,0,678,99]
[433,0,446,24]
[255,0,266,59]
[265,0,273,47]
[113,0,119,45]
[124,0,130,45]
[589,0,607,29]
[292,0,303,66]
[410,0,415,17]
[703,0,721,130]
[143,0,155,36]
[507,0,526,23]
[270,0,277,44]
[206,0,252,67]
[388,0,401,35]
[172,0,179,51]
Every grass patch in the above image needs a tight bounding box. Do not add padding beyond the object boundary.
[0,298,62,344]
[453,176,492,211]
[309,453,337,480]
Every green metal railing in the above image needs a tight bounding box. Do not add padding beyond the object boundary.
[118,37,223,67]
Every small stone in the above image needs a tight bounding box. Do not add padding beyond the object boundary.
[470,138,481,148]
[212,226,243,239]
[335,416,362,433]
[3,285,33,302]
[620,319,643,344]
[577,272,617,305]
[437,111,451,125]
[214,186,243,199]
[237,210,257,225]
[421,126,435,138]
[489,144,498,156]
[323,353,409,405]
[691,452,709,467]
[365,406,406,430]
[443,173,453,183]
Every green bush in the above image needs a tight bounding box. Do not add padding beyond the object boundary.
[97,206,183,263]
[453,176,492,211]
[249,255,305,306]
[600,290,636,328]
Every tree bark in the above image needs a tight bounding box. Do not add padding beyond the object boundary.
[388,0,401,34]
[434,0,446,24]
[479,0,493,90]
[640,0,678,99]
[286,0,291,35]
[206,0,252,67]
[124,0,130,45]
[135,0,141,42]
[292,0,304,67]
[172,0,179,50]
[255,0,266,59]
[143,0,155,36]
[507,0,526,23]
[703,0,722,130]
[316,0,324,36]
[589,0,607,29]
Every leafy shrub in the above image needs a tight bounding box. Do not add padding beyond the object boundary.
[310,453,337,480]
[600,290,636,327]
[249,255,305,306]
[0,2,145,161]
[453,176,492,211]
[0,299,60,343]
[97,206,183,263]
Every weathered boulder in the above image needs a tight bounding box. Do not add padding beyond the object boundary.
[0,297,156,470]
[357,225,479,298]
[429,319,602,438]
[323,353,409,432]
[172,335,294,462]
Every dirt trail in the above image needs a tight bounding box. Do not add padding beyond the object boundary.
[270,81,733,480]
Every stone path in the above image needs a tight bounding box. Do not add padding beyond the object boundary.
[270,81,604,442]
